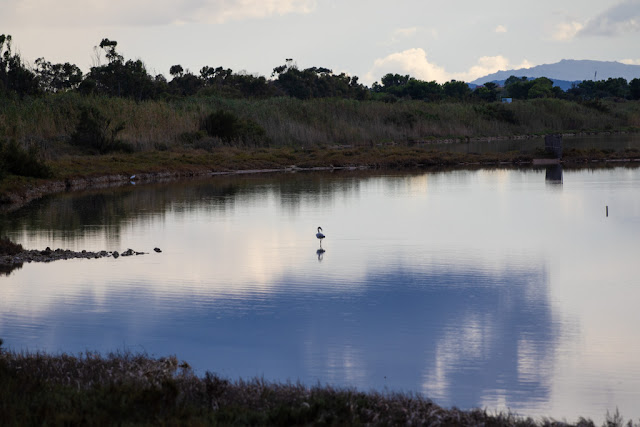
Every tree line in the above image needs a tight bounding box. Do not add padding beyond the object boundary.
[2,35,640,102]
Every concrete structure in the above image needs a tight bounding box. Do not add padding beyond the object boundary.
[545,134,563,158]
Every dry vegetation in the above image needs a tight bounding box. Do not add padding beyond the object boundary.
[0,346,637,426]
[2,93,638,154]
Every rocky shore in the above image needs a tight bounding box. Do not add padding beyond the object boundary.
[0,247,160,274]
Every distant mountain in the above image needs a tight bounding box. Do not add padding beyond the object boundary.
[471,59,640,86]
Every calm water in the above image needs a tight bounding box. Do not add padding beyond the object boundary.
[1,165,639,422]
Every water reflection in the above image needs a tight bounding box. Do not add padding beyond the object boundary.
[545,164,563,185]
[0,252,555,413]
[2,165,640,421]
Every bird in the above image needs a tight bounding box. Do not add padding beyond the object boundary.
[316,226,325,247]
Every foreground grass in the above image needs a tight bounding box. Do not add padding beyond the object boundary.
[0,348,636,426]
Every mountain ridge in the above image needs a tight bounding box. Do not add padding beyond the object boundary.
[471,59,640,85]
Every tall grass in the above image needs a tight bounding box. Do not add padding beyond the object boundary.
[2,94,638,155]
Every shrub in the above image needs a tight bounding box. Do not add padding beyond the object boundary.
[70,106,131,154]
[200,110,268,146]
[474,104,519,124]
[0,139,52,178]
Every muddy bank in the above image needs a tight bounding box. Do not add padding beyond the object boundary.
[0,165,366,212]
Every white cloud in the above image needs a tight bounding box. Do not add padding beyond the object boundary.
[553,21,584,41]
[621,58,640,65]
[494,25,507,33]
[364,48,528,84]
[364,48,450,83]
[0,0,317,27]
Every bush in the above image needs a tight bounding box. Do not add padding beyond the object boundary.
[70,107,131,154]
[200,110,268,146]
[474,104,519,124]
[0,139,52,178]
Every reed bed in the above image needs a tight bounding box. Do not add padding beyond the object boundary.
[0,347,637,426]
[2,94,638,154]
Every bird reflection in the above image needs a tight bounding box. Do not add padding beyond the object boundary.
[316,248,326,262]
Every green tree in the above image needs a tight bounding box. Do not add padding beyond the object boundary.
[443,80,471,100]
[527,77,553,98]
[473,82,499,102]
[504,76,531,99]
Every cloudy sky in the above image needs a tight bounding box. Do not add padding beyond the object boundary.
[2,0,640,85]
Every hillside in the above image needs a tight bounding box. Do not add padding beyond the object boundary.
[472,59,640,85]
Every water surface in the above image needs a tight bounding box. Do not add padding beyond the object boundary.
[1,165,639,422]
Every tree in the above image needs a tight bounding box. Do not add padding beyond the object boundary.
[405,78,442,101]
[473,82,499,102]
[527,77,553,98]
[34,58,83,92]
[82,38,158,100]
[504,76,531,99]
[169,64,184,78]
[0,34,40,97]
[443,80,471,100]
[98,38,123,63]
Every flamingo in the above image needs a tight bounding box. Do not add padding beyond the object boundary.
[316,226,325,247]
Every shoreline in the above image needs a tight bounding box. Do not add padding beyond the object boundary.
[2,136,640,212]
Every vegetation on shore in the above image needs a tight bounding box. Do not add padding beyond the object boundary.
[0,341,637,426]
[2,33,640,204]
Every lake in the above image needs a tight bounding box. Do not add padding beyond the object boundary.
[1,164,639,422]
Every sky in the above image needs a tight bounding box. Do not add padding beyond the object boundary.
[2,0,640,85]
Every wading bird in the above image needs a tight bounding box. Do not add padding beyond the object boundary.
[316,226,325,247]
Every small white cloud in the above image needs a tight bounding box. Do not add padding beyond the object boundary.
[364,48,450,83]
[494,25,507,33]
[463,56,511,81]
[621,58,640,65]
[514,59,533,69]
[364,48,526,84]
[387,27,436,45]
[394,27,418,38]
[553,21,584,40]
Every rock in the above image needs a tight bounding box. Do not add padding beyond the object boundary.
[154,247,162,253]
[113,251,119,259]
[121,249,134,256]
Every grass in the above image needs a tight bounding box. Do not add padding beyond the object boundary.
[0,347,638,426]
[2,93,639,153]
